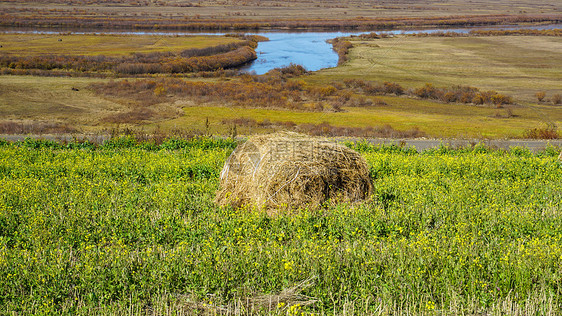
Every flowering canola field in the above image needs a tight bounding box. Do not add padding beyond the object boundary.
[0,138,561,314]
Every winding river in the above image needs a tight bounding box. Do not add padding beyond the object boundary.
[4,24,560,74]
[242,23,561,74]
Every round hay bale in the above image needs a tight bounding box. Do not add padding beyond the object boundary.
[216,132,373,210]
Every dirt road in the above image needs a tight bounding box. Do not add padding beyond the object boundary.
[2,134,561,152]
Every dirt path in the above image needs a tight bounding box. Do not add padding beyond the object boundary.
[2,134,561,152]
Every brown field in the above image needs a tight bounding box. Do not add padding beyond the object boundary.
[1,71,560,139]
[1,0,560,30]
[0,33,242,56]
[310,35,562,103]
[2,0,561,21]
[0,1,561,139]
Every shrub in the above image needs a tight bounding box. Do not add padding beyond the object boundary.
[383,82,404,95]
[491,94,513,106]
[414,83,441,99]
[472,94,485,105]
[535,91,546,102]
[524,124,559,139]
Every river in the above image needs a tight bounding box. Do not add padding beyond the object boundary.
[242,23,561,74]
[3,24,560,74]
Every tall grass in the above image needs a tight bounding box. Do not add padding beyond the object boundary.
[0,138,561,314]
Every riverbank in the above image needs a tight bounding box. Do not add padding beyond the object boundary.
[0,33,262,75]
[1,24,560,140]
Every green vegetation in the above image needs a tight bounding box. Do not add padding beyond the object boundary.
[1,138,561,314]
[172,104,545,139]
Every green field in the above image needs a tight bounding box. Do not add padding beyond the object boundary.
[173,102,559,139]
[1,138,561,314]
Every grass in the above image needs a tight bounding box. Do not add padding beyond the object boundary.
[0,76,127,129]
[310,35,562,103]
[168,98,562,138]
[0,34,243,57]
[4,0,561,22]
[1,34,561,139]
[2,74,561,139]
[0,75,185,132]
[0,138,561,314]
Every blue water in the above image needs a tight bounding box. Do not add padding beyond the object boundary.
[3,23,560,74]
[242,24,561,74]
[239,31,360,74]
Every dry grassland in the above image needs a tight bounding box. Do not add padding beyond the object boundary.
[0,76,181,132]
[2,0,560,21]
[311,35,562,102]
[0,33,242,57]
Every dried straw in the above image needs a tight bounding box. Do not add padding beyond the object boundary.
[216,132,372,210]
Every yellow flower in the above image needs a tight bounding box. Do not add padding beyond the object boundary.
[425,300,436,310]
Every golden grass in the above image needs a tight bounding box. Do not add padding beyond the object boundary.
[2,74,559,138]
[311,35,562,103]
[162,101,562,139]
[0,34,242,56]
[2,31,562,141]
[0,76,119,127]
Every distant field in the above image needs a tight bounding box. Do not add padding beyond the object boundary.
[0,34,242,57]
[1,71,561,138]
[1,33,561,139]
[2,0,560,23]
[0,33,259,75]
[1,0,560,33]
[170,101,561,139]
[310,35,562,103]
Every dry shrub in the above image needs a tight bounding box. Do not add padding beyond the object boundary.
[330,38,353,65]
[216,132,373,211]
[536,91,546,102]
[222,117,426,138]
[524,124,559,139]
